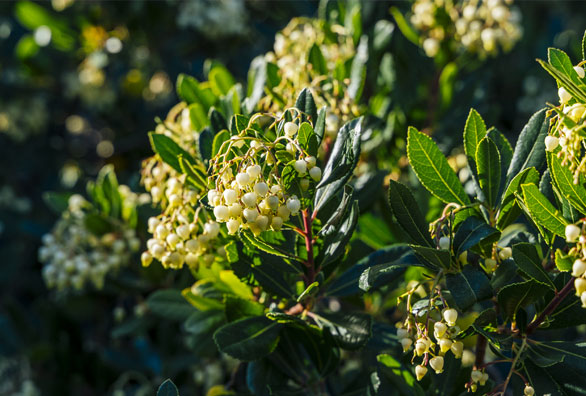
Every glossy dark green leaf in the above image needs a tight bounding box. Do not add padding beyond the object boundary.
[244,56,267,114]
[497,280,549,321]
[446,267,493,311]
[327,244,412,296]
[149,132,196,174]
[376,354,425,396]
[213,316,283,361]
[512,243,555,289]
[176,74,216,110]
[453,216,500,255]
[314,106,327,144]
[297,122,318,156]
[320,201,359,267]
[308,43,327,75]
[463,108,487,177]
[295,88,317,124]
[359,249,421,292]
[411,245,453,271]
[314,117,363,214]
[476,136,501,207]
[146,289,195,321]
[224,296,264,322]
[317,312,372,350]
[407,126,470,206]
[506,109,549,184]
[388,179,433,247]
[521,183,567,237]
[184,309,225,336]
[548,152,586,214]
[497,167,540,229]
[157,379,179,396]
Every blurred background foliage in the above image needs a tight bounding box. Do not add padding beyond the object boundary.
[1,0,586,395]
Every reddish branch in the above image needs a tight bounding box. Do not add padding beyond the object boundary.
[526,277,575,334]
[301,209,316,286]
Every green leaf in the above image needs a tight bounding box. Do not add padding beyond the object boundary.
[188,102,208,131]
[548,47,586,88]
[548,152,586,214]
[239,229,298,261]
[317,312,372,350]
[314,118,363,214]
[446,268,493,311]
[308,43,327,75]
[407,126,470,206]
[176,74,216,110]
[198,127,213,164]
[297,122,318,157]
[463,108,487,174]
[506,109,549,185]
[212,129,230,158]
[208,107,227,135]
[224,296,264,322]
[208,64,236,96]
[555,249,573,272]
[182,285,225,311]
[146,289,196,321]
[250,261,295,299]
[387,180,433,247]
[244,56,267,114]
[314,106,327,144]
[327,244,412,296]
[439,62,458,110]
[453,216,500,255]
[295,88,318,124]
[389,7,420,45]
[157,379,179,396]
[15,35,39,59]
[213,316,282,361]
[320,201,359,267]
[376,354,425,396]
[487,127,514,197]
[348,36,368,102]
[539,58,586,105]
[521,183,568,237]
[497,167,540,229]
[83,213,113,236]
[497,280,549,321]
[359,248,421,292]
[184,309,225,336]
[297,282,319,302]
[42,191,72,213]
[411,245,453,271]
[476,136,501,208]
[512,243,555,289]
[149,132,196,174]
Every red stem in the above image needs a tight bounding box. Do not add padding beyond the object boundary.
[474,334,487,369]
[526,277,575,334]
[302,209,316,286]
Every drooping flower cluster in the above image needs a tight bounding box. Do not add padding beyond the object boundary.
[410,0,522,59]
[396,284,467,382]
[544,63,586,184]
[564,223,586,307]
[141,104,228,270]
[262,17,360,136]
[207,117,321,236]
[39,190,141,292]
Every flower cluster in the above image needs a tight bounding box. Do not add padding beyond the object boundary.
[262,17,360,136]
[396,286,466,382]
[141,104,229,270]
[39,191,140,292]
[564,223,586,307]
[410,0,522,59]
[207,119,322,236]
[544,63,586,184]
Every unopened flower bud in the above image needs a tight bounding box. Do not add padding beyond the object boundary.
[236,172,251,187]
[438,338,452,353]
[242,192,258,208]
[271,216,283,231]
[243,208,259,222]
[559,87,572,104]
[284,122,298,137]
[451,341,464,358]
[415,365,428,381]
[575,278,586,296]
[572,259,586,278]
[246,164,262,180]
[471,370,483,383]
[443,309,458,326]
[300,178,310,191]
[213,205,230,221]
[498,247,512,260]
[574,66,585,79]
[223,189,238,205]
[286,198,301,214]
[439,236,450,250]
[400,337,413,352]
[227,218,240,234]
[566,224,581,242]
[434,322,447,338]
[524,385,535,396]
[309,166,322,181]
[545,136,559,152]
[294,160,307,175]
[254,182,269,197]
[429,356,444,374]
[305,156,316,168]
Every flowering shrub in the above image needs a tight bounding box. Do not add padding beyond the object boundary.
[5,1,586,395]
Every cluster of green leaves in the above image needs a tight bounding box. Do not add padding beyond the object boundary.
[43,165,138,234]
